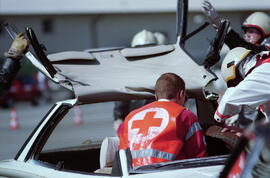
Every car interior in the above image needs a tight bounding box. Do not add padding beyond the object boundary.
[35,97,231,176]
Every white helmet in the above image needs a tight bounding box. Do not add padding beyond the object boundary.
[242,12,270,36]
[154,32,168,45]
[221,47,251,87]
[131,29,157,47]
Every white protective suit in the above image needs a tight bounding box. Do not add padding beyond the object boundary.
[214,52,270,124]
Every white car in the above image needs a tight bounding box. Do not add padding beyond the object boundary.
[1,0,268,177]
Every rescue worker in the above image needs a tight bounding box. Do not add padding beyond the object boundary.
[113,30,167,131]
[214,47,270,126]
[214,47,270,178]
[0,33,28,96]
[202,1,270,126]
[202,0,270,52]
[118,73,207,167]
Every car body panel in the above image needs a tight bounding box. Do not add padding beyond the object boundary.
[0,159,223,178]
[128,165,224,178]
[0,159,115,178]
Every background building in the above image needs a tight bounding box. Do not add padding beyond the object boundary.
[0,0,269,57]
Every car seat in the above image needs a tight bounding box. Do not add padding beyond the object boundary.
[94,137,119,174]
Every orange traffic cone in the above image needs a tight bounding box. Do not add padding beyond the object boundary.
[10,107,20,130]
[73,106,83,125]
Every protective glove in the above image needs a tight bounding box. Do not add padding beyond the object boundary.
[201,0,222,29]
[214,110,238,126]
[224,115,238,126]
[4,32,28,60]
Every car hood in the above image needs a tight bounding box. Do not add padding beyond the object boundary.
[45,44,216,104]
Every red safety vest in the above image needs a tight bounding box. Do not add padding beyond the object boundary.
[262,57,270,64]
[119,101,185,167]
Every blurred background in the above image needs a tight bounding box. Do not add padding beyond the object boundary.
[0,0,270,160]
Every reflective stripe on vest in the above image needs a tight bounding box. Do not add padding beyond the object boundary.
[131,149,176,161]
[185,122,202,141]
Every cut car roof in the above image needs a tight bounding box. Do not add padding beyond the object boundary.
[47,44,216,104]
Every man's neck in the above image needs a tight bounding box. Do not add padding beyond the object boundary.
[158,98,183,106]
[158,99,170,102]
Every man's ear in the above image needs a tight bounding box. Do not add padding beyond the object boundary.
[179,90,185,98]
[177,90,186,105]
[178,90,185,101]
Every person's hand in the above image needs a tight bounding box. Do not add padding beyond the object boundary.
[4,32,28,60]
[225,115,238,126]
[201,0,222,29]
[221,126,244,137]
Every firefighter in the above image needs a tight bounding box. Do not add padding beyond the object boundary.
[205,48,270,153]
[0,33,28,96]
[214,47,270,126]
[113,30,167,131]
[202,0,270,52]
[215,47,270,178]
[118,73,207,167]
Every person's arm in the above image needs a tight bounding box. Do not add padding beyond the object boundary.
[225,30,269,52]
[0,33,28,96]
[214,63,270,123]
[202,1,269,53]
[0,58,21,95]
[177,110,207,159]
[118,120,129,150]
